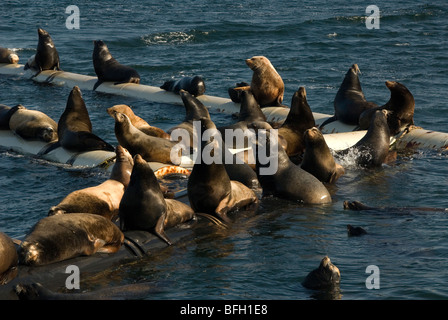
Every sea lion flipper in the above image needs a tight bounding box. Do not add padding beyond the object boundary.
[154,214,171,246]
[318,116,337,130]
[93,80,103,91]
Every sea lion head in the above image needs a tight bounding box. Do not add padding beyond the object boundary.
[190,76,206,96]
[38,126,58,143]
[111,145,134,187]
[245,56,274,71]
[37,28,54,47]
[93,40,113,61]
[8,53,19,64]
[18,241,43,266]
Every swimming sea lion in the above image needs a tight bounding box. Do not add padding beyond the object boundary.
[0,47,19,64]
[160,75,206,97]
[187,118,259,223]
[111,112,180,164]
[52,86,114,153]
[245,56,285,107]
[8,105,58,142]
[250,122,332,204]
[277,87,316,158]
[302,256,341,290]
[24,28,61,75]
[301,127,345,184]
[343,200,448,213]
[358,81,415,136]
[48,145,134,220]
[18,213,124,266]
[347,224,367,236]
[0,232,18,285]
[106,104,170,139]
[320,64,378,128]
[336,109,391,168]
[92,40,140,91]
[119,154,195,246]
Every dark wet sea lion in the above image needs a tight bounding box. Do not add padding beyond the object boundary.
[228,81,250,103]
[0,47,19,64]
[358,81,415,136]
[336,109,391,168]
[48,145,134,220]
[0,232,18,285]
[347,224,367,236]
[250,122,332,204]
[53,86,114,153]
[302,256,341,290]
[160,75,206,96]
[8,105,58,142]
[0,104,15,129]
[187,118,259,223]
[18,213,124,266]
[119,154,195,246]
[246,56,285,107]
[343,200,448,213]
[278,87,316,158]
[320,64,378,128]
[92,40,140,90]
[106,104,170,139]
[301,127,345,184]
[24,28,60,75]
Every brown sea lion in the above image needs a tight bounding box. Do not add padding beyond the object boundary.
[8,105,58,143]
[24,28,61,75]
[0,47,19,64]
[119,154,195,246]
[160,75,206,97]
[245,56,285,107]
[18,213,124,266]
[301,127,345,184]
[302,256,341,290]
[48,145,134,220]
[92,40,140,91]
[358,81,415,136]
[0,232,18,285]
[107,104,170,139]
[320,64,378,128]
[278,87,316,158]
[187,118,259,223]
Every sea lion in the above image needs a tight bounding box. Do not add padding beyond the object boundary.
[245,56,285,107]
[335,109,391,168]
[250,122,332,204]
[0,232,18,285]
[358,81,415,136]
[0,47,19,64]
[92,40,140,91]
[347,224,367,236]
[24,28,60,75]
[49,86,114,153]
[106,104,170,139]
[8,105,58,143]
[277,87,316,158]
[227,81,250,103]
[301,127,345,184]
[48,145,134,220]
[111,112,180,164]
[187,118,259,223]
[320,64,378,128]
[18,213,124,266]
[119,154,195,246]
[302,256,341,290]
[343,200,448,213]
[160,75,206,97]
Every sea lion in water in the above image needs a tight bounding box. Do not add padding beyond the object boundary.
[250,122,332,204]
[320,64,378,128]
[347,224,367,236]
[48,86,114,153]
[277,87,316,158]
[358,81,415,136]
[92,40,140,91]
[335,109,391,168]
[18,213,124,266]
[24,28,60,75]
[245,56,285,107]
[111,112,180,164]
[0,232,18,285]
[8,105,58,143]
[301,127,345,184]
[302,256,341,290]
[160,75,206,97]
[343,200,448,213]
[0,47,19,64]
[119,154,195,246]
[187,118,259,223]
[48,145,134,220]
[107,105,170,139]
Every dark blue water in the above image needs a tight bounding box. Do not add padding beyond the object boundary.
[1,1,448,300]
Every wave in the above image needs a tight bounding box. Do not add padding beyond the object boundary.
[140,30,211,46]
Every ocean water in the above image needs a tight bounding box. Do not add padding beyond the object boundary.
[1,0,448,301]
